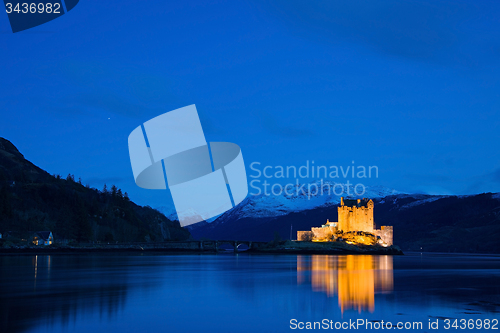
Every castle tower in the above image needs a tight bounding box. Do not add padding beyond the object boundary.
[337,198,374,233]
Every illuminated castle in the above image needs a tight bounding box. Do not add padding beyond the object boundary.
[297,198,393,246]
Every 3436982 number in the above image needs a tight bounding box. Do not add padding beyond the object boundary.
[443,319,498,330]
[5,3,61,14]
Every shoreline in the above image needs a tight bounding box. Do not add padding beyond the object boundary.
[0,248,403,255]
[250,241,404,255]
[0,240,404,255]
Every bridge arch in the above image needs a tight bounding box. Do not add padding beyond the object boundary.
[236,243,249,251]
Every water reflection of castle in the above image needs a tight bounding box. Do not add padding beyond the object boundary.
[297,255,393,313]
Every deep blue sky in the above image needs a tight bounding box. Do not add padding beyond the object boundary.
[1,0,499,208]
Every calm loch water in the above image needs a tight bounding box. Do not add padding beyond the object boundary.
[0,253,499,332]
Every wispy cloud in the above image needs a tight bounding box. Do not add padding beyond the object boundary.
[257,0,500,66]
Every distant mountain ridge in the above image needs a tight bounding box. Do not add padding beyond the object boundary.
[186,184,500,253]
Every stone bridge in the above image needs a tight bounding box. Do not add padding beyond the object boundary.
[199,240,267,252]
[81,240,269,252]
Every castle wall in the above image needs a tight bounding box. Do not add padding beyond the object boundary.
[297,231,314,241]
[373,226,393,246]
[311,227,336,241]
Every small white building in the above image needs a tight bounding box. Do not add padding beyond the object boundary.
[33,231,53,246]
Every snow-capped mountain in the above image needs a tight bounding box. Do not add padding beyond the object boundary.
[157,181,401,224]
[213,181,401,221]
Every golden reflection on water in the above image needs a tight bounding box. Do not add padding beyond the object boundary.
[297,255,393,313]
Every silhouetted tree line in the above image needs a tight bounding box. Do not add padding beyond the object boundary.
[0,138,190,243]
